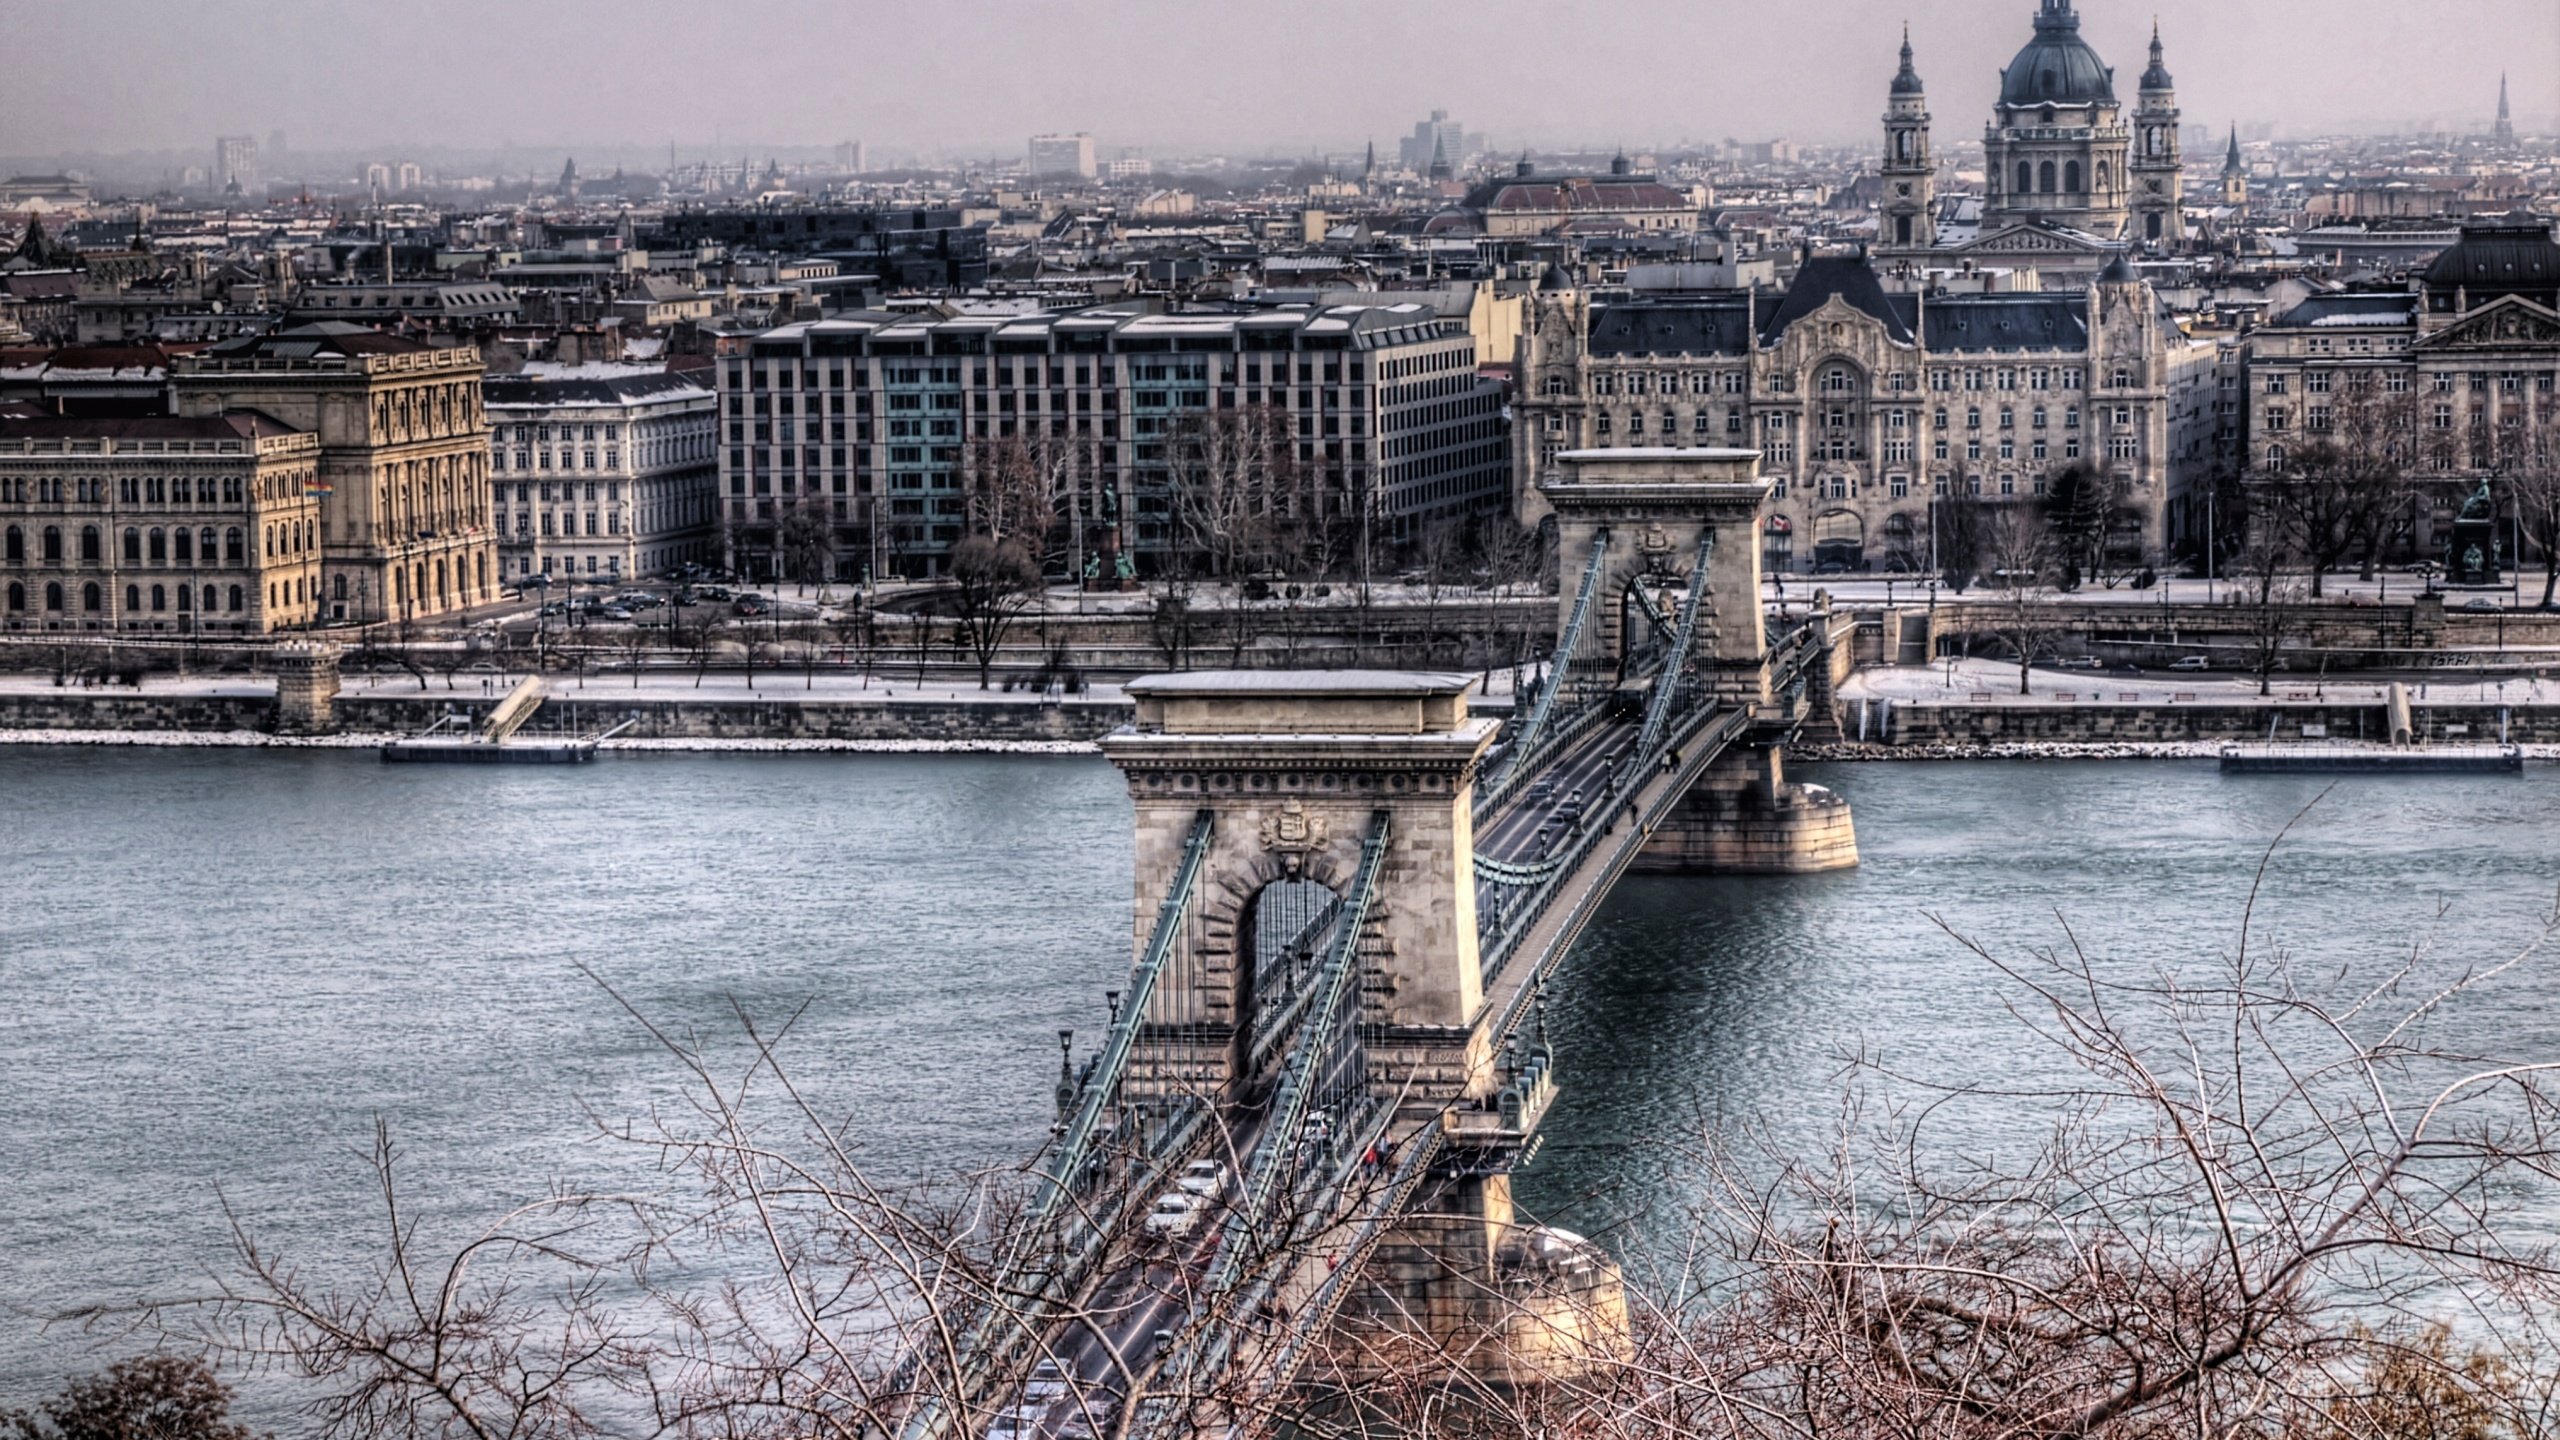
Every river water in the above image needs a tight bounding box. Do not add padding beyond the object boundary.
[4,748,2557,1402]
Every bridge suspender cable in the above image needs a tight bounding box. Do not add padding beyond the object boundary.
[1631,530,1717,764]
[1489,531,1610,790]
[1200,811,1392,1302]
[902,811,1216,1440]
[1034,807,1214,1223]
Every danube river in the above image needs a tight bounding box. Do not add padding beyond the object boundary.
[5,747,2558,1398]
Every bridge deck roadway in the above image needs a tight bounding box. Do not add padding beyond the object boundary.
[1474,714,1639,867]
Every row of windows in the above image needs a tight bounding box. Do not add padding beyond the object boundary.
[4,580,282,614]
[2268,370,2555,396]
[2,523,313,567]
[1572,365,2105,398]
[729,353,1430,393]
[505,512,625,537]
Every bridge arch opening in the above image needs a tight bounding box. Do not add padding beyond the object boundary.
[1231,874,1345,1099]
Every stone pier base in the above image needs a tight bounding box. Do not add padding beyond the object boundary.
[1633,745,1859,875]
[271,641,342,735]
[1323,1173,1630,1388]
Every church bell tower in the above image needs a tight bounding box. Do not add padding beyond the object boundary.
[2127,22,2185,249]
[1880,26,1935,251]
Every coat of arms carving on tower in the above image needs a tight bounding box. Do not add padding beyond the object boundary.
[1260,800,1328,870]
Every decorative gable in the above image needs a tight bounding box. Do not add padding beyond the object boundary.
[2413,296,2560,352]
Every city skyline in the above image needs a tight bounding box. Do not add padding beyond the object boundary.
[3,0,2555,166]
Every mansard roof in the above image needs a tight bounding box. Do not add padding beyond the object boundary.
[2268,292,2419,329]
[1586,260,2097,357]
[1910,293,2090,352]
[1759,256,1913,344]
[1587,296,1755,357]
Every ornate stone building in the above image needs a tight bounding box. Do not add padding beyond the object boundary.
[485,367,719,582]
[1513,255,2221,574]
[172,322,498,624]
[0,412,323,634]
[2243,218,2560,562]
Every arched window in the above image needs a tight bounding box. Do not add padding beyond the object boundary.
[2017,160,2034,194]
[82,582,100,612]
[147,528,166,564]
[199,527,217,564]
[123,528,141,564]
[2147,213,2163,241]
[2,525,18,563]
[124,584,139,612]
[227,585,243,613]
[2064,160,2083,193]
[4,582,21,611]
[225,527,243,565]
[176,584,191,612]
[201,584,217,612]
[149,584,166,612]
[41,526,62,564]
[80,525,99,563]
[173,529,193,565]
[45,581,64,611]
[2039,160,2057,193]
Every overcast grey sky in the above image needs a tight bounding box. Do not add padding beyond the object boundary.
[4,0,2554,161]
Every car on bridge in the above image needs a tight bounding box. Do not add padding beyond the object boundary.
[1175,1159,1228,1197]
[1143,1191,1205,1237]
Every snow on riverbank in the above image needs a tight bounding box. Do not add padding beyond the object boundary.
[1797,740,2560,763]
[0,728,1100,755]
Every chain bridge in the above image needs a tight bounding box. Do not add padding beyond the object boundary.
[905,449,1859,1439]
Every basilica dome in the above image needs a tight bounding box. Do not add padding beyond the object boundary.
[1998,0,2117,109]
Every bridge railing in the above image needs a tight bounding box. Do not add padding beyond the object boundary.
[1479,695,1743,988]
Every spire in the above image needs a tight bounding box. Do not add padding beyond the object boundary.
[1892,23,1926,95]
[2141,18,2174,91]
[2224,124,2242,174]
[2496,73,2517,145]
[1427,133,1452,182]
[1516,149,1534,178]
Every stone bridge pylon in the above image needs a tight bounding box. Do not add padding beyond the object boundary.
[1541,447,1859,875]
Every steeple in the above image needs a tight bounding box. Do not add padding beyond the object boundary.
[1891,22,1925,95]
[2496,73,2517,146]
[1880,22,1935,250]
[2126,17,2183,248]
[2220,125,2248,207]
[1426,133,1452,182]
[1515,150,1534,178]
[2140,20,2174,92]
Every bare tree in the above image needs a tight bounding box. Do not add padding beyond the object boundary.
[1168,406,1296,581]
[2498,393,2560,608]
[1977,501,2064,695]
[774,484,837,601]
[946,535,1039,690]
